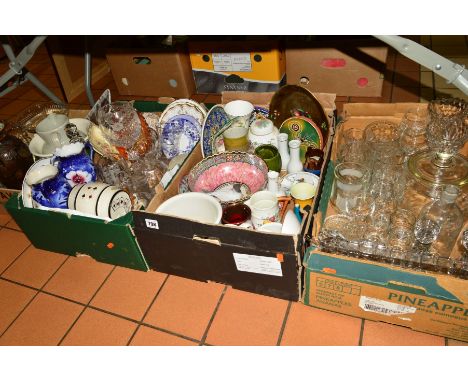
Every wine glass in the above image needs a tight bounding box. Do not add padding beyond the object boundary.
[407,98,468,195]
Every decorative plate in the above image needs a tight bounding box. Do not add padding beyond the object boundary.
[201,104,229,157]
[280,116,324,162]
[269,85,329,139]
[159,99,207,132]
[187,151,268,204]
[162,115,201,159]
[280,171,320,196]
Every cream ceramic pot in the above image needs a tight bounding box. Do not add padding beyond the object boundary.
[68,182,132,219]
[245,190,280,229]
[248,119,279,149]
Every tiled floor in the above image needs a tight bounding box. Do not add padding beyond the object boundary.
[0,36,467,346]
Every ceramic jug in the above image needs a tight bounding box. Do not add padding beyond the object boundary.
[25,164,71,209]
[287,140,303,174]
[277,133,290,171]
[54,142,96,188]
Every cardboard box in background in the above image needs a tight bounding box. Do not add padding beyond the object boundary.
[188,39,286,94]
[286,39,388,97]
[106,46,196,98]
[303,102,468,342]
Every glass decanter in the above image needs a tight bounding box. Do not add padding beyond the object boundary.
[414,185,463,260]
[407,98,468,196]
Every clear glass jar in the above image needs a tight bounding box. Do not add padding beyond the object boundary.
[330,162,370,214]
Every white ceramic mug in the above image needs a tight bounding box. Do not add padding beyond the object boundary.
[224,100,254,128]
[68,182,132,219]
[36,113,70,153]
[246,190,280,229]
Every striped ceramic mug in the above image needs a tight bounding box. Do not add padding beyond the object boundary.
[68,182,132,219]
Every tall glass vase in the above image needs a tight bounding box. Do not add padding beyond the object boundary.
[407,98,468,196]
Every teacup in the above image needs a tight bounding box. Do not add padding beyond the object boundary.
[246,190,280,229]
[224,100,254,128]
[222,123,249,152]
[290,182,316,209]
[36,113,70,153]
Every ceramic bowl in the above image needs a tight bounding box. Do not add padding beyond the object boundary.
[187,152,268,204]
[156,192,222,224]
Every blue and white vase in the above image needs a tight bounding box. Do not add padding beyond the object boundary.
[26,164,71,209]
[54,142,96,188]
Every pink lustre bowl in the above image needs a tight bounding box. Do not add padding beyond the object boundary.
[187,152,268,204]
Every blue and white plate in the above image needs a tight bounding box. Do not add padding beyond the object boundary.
[201,104,229,158]
[162,114,201,159]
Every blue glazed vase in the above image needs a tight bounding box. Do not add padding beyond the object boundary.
[55,142,96,188]
[32,173,72,209]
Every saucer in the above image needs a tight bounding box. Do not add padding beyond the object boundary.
[161,114,201,159]
[28,134,55,158]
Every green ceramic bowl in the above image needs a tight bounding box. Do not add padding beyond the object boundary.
[254,144,282,173]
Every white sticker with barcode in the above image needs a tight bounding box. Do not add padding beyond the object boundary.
[233,253,282,277]
[359,296,416,316]
[212,53,252,72]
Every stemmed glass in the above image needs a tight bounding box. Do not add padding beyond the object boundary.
[407,98,468,195]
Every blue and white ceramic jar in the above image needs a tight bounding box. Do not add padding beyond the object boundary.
[54,142,96,188]
[26,164,71,209]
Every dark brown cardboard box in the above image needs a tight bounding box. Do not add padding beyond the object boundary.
[106,46,196,98]
[286,40,388,97]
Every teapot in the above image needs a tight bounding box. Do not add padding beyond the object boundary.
[247,119,279,149]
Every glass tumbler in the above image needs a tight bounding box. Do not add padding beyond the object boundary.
[336,127,368,164]
[330,162,370,214]
[364,120,401,161]
[399,106,428,158]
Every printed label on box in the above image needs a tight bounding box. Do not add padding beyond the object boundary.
[359,296,417,316]
[233,253,282,277]
[212,53,252,72]
[145,219,159,230]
